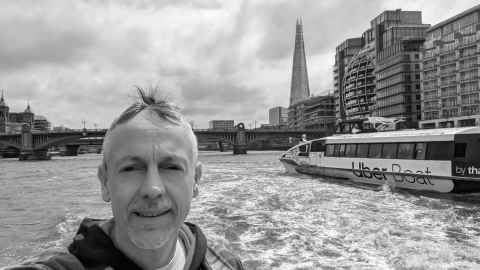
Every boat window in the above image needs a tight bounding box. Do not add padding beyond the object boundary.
[382,143,398,159]
[397,143,415,159]
[310,140,325,152]
[345,144,357,157]
[368,143,382,158]
[333,144,341,157]
[357,144,369,158]
[427,141,453,160]
[325,144,334,156]
[414,143,426,160]
[298,144,309,157]
[454,143,467,158]
[338,144,346,157]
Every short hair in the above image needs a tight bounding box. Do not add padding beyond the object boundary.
[109,86,183,131]
[100,87,197,172]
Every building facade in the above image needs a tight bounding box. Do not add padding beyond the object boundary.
[208,120,235,130]
[269,106,288,126]
[288,95,335,131]
[0,92,50,134]
[33,115,51,131]
[420,5,480,128]
[289,19,310,107]
[373,10,429,128]
[335,9,430,132]
[288,19,312,128]
[334,38,363,121]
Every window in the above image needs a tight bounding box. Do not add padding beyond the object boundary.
[357,144,369,158]
[368,143,382,158]
[298,144,309,156]
[326,144,334,156]
[398,143,415,159]
[333,144,341,157]
[427,141,453,160]
[415,143,426,159]
[339,144,346,157]
[310,140,325,152]
[345,144,357,157]
[382,143,398,159]
[454,143,467,158]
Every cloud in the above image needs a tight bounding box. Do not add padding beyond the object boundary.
[0,0,479,129]
[0,2,98,70]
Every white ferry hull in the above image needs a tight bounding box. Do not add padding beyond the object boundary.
[280,157,480,193]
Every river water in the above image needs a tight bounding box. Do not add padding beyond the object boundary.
[1,151,480,269]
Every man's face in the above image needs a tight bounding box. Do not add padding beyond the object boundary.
[100,111,199,249]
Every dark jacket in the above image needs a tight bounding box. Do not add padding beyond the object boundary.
[5,218,244,270]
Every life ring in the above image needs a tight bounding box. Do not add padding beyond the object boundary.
[236,123,245,130]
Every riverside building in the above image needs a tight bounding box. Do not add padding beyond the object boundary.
[373,10,429,128]
[269,106,288,127]
[335,9,430,132]
[288,95,335,130]
[420,5,480,128]
[0,92,49,134]
[287,19,335,131]
[334,38,363,121]
[208,120,235,130]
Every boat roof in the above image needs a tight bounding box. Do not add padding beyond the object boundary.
[321,127,480,144]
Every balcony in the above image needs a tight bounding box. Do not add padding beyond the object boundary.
[459,64,479,71]
[423,95,439,101]
[441,91,457,97]
[424,105,440,111]
[460,87,480,94]
[458,38,477,49]
[423,64,437,71]
[459,53,477,60]
[460,76,479,83]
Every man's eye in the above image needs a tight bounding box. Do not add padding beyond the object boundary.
[120,165,142,172]
[163,164,182,171]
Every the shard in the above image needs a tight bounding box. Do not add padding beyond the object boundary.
[289,18,310,106]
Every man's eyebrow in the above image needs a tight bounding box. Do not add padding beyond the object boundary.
[114,156,145,167]
[155,154,189,166]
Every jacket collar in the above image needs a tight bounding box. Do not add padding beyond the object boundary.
[68,218,207,270]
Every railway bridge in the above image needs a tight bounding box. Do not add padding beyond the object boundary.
[0,123,328,160]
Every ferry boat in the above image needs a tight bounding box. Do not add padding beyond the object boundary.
[280,127,480,193]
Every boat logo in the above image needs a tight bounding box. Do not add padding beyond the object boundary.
[352,162,433,185]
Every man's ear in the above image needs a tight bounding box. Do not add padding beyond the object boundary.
[97,163,111,202]
[193,162,202,197]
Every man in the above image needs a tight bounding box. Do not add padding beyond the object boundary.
[6,88,244,270]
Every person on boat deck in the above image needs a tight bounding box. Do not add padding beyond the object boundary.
[5,88,244,270]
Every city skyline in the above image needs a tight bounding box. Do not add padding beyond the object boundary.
[1,0,479,129]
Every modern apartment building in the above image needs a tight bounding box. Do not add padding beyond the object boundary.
[288,95,335,130]
[268,106,288,126]
[208,120,234,130]
[334,38,363,121]
[420,5,480,128]
[374,10,430,128]
[335,9,431,132]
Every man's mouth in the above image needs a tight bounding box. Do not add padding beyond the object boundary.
[133,209,170,218]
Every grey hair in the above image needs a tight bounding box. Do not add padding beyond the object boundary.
[100,86,197,173]
[109,86,183,130]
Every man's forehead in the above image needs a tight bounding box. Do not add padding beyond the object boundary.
[103,111,196,159]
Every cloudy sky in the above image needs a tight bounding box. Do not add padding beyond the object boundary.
[1,0,478,129]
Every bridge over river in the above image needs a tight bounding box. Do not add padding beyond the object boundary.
[0,123,329,160]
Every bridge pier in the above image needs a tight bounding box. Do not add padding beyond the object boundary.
[64,145,80,156]
[233,144,247,155]
[233,123,247,155]
[19,149,50,161]
[217,141,224,152]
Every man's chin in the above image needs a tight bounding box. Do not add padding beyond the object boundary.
[127,228,172,249]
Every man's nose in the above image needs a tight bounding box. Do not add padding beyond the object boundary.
[139,166,166,199]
